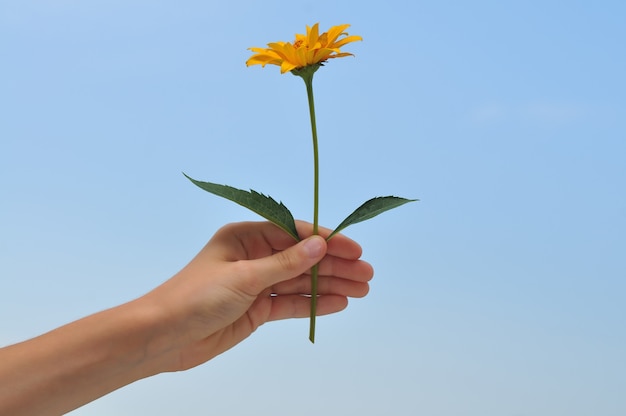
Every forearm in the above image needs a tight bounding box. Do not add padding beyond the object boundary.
[0,297,175,416]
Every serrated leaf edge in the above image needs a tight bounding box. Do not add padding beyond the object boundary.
[184,173,300,241]
[327,196,418,240]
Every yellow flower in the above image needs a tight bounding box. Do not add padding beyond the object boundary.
[246,23,362,74]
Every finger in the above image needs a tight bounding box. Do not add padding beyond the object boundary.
[296,221,363,260]
[250,220,364,260]
[316,256,374,282]
[237,235,327,293]
[266,295,349,321]
[212,221,365,264]
[270,256,374,295]
[271,275,370,298]
[295,220,334,239]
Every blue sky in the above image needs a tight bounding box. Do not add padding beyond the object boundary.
[1,1,625,414]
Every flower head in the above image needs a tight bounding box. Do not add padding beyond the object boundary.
[246,23,362,74]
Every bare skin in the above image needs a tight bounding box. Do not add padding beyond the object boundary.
[0,221,374,415]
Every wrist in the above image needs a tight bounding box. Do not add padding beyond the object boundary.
[121,294,183,375]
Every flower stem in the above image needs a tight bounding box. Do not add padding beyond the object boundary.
[292,64,322,343]
[301,70,320,343]
[304,75,320,237]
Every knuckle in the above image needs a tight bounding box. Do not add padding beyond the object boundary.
[275,250,297,271]
[231,260,262,294]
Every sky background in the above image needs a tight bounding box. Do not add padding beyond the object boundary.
[1,1,625,415]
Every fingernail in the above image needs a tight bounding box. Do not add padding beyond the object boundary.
[303,236,325,258]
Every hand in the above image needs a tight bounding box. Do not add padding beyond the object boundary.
[144,221,374,371]
[0,221,373,415]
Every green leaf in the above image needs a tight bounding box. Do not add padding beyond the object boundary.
[327,196,417,240]
[184,173,300,241]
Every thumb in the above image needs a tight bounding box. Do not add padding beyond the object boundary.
[247,235,327,290]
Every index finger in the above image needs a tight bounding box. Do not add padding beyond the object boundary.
[295,221,363,261]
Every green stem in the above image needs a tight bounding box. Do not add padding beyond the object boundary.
[301,70,319,343]
[292,64,322,343]
[303,73,319,237]
[309,263,319,343]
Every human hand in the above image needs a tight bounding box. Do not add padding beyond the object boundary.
[0,221,372,415]
[143,221,374,371]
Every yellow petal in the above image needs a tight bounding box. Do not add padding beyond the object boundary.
[307,23,320,47]
[312,48,335,63]
[280,61,297,73]
[329,34,363,49]
[246,23,361,73]
[324,24,351,45]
